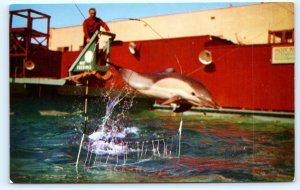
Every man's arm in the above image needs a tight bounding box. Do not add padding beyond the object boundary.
[99,19,110,32]
[83,20,90,42]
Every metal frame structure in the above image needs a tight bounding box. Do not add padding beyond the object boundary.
[10,9,51,77]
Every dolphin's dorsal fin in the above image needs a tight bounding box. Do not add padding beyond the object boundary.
[164,68,175,73]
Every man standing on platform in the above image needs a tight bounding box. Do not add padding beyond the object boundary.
[83,8,110,46]
[77,8,113,81]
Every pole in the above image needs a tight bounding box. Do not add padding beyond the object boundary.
[76,80,89,170]
[177,113,183,162]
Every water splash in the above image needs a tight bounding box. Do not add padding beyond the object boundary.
[88,87,135,141]
[86,87,138,155]
[77,87,180,170]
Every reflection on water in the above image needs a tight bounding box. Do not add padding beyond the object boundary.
[10,96,294,183]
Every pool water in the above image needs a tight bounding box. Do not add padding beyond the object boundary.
[10,95,294,183]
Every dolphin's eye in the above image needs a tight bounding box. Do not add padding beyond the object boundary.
[191,92,196,96]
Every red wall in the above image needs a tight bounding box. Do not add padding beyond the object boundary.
[23,49,62,78]
[60,51,80,78]
[61,36,294,112]
[201,45,294,112]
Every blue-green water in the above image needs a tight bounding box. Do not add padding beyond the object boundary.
[10,95,294,183]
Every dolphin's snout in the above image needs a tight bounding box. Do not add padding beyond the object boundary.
[203,98,219,109]
[190,96,219,109]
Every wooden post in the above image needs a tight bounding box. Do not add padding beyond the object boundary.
[9,13,13,29]
[282,31,286,44]
[47,16,50,48]
[38,85,42,97]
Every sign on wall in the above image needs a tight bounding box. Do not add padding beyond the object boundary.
[272,46,294,64]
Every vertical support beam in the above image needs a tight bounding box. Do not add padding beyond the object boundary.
[28,11,32,49]
[38,85,42,97]
[9,13,13,29]
[47,16,51,48]
[26,10,32,60]
[282,31,286,44]
[26,10,32,32]
[24,10,31,77]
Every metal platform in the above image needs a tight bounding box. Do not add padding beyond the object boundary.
[153,104,294,118]
[9,77,66,86]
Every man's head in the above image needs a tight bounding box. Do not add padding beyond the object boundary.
[89,8,96,18]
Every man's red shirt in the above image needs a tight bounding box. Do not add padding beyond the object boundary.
[83,17,110,39]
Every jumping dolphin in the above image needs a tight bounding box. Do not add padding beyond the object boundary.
[118,68,218,112]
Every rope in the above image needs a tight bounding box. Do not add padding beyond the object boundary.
[74,4,86,19]
[128,18,183,74]
[177,114,183,161]
[75,80,89,170]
